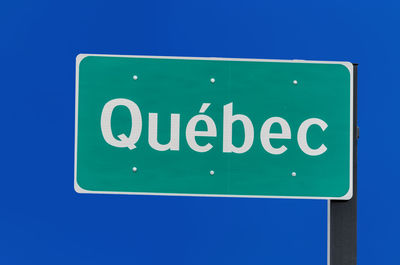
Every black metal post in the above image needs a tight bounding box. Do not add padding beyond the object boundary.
[328,64,358,265]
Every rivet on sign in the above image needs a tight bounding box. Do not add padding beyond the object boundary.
[291,172,296,177]
[133,75,138,80]
[293,80,298,85]
[210,170,215,175]
[132,167,138,173]
[210,78,215,84]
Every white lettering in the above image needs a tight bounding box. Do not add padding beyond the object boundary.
[100,98,142,150]
[186,103,217,152]
[100,99,329,157]
[222,103,254,154]
[297,118,328,156]
[148,113,180,151]
[260,117,291,155]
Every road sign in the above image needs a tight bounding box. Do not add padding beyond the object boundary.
[75,54,353,200]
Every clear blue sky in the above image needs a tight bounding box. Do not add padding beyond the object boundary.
[1,0,398,264]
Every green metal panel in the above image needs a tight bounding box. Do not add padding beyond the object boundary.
[75,55,352,199]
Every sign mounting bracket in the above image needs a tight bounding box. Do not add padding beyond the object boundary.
[328,63,358,265]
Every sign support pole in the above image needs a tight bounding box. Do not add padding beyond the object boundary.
[328,64,358,265]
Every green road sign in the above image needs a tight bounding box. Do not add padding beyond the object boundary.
[75,54,353,200]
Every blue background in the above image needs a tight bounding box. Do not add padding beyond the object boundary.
[1,0,398,264]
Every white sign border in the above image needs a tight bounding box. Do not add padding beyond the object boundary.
[74,53,353,200]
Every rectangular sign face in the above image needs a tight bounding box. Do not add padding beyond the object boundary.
[75,54,353,200]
